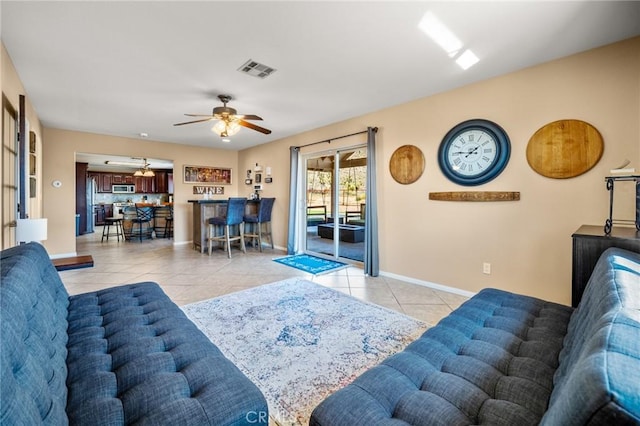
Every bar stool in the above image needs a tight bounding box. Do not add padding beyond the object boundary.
[207,197,247,258]
[162,206,173,239]
[101,216,123,242]
[243,197,275,251]
[164,207,174,239]
[131,205,153,242]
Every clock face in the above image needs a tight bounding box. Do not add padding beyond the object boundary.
[445,129,498,177]
[438,119,510,186]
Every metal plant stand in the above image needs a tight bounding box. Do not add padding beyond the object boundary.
[604,175,640,234]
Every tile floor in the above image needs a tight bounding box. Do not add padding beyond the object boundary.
[60,229,468,325]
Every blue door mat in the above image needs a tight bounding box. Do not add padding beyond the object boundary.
[273,254,348,275]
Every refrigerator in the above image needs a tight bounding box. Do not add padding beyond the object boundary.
[86,177,96,233]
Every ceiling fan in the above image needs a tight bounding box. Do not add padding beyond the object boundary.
[174,95,271,137]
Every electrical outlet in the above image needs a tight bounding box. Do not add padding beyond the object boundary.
[483,262,491,275]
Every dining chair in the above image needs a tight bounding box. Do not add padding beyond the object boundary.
[207,197,247,258]
[243,197,275,252]
[132,204,153,242]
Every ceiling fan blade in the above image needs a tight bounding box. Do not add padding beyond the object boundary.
[238,114,263,121]
[173,117,215,126]
[238,119,271,134]
[184,114,214,117]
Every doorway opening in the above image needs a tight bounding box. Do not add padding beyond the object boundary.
[304,146,367,262]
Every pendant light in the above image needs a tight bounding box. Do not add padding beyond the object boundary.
[134,158,155,177]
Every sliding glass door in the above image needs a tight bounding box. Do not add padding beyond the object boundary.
[304,146,367,262]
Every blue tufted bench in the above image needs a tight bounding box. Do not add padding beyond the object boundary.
[1,242,268,425]
[311,247,640,425]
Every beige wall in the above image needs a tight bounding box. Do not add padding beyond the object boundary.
[42,128,238,256]
[239,37,640,304]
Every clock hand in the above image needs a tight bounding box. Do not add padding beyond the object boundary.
[464,146,480,158]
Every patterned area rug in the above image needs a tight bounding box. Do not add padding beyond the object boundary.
[182,278,428,425]
[273,254,348,275]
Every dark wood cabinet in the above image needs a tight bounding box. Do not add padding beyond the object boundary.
[88,172,115,193]
[154,171,168,193]
[88,172,100,188]
[134,176,156,194]
[113,173,135,185]
[100,173,112,192]
[572,225,640,307]
[134,176,144,193]
[88,171,170,194]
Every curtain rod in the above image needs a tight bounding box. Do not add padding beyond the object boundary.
[294,127,378,149]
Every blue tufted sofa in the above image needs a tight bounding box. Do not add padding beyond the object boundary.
[1,242,268,425]
[311,247,640,425]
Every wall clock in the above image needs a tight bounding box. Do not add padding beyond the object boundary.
[437,119,511,186]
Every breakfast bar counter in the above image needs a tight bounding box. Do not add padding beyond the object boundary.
[120,203,173,240]
[189,199,259,253]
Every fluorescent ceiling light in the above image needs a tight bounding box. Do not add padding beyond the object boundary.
[456,49,479,70]
[418,11,462,57]
[105,161,140,167]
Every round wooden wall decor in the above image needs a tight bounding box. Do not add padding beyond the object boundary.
[389,145,425,184]
[526,119,604,179]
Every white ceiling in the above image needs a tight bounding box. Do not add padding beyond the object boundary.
[3,1,640,153]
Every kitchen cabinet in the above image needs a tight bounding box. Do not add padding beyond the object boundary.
[88,172,116,193]
[111,174,135,185]
[89,171,169,194]
[100,173,112,192]
[134,175,156,194]
[154,171,168,193]
[88,172,100,186]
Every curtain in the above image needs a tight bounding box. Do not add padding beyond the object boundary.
[364,127,379,276]
[287,146,300,254]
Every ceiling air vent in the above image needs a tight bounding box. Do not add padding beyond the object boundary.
[238,59,277,79]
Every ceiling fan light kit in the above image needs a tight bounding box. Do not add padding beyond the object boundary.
[212,119,241,138]
[174,94,272,138]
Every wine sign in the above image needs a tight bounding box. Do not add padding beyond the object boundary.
[193,186,224,195]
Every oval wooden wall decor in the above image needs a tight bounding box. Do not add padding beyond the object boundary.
[389,145,425,184]
[526,119,604,179]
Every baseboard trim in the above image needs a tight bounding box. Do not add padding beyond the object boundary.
[379,270,476,298]
[49,251,78,259]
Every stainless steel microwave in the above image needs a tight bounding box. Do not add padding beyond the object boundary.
[112,184,135,193]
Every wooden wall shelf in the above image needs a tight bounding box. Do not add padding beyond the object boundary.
[429,191,520,202]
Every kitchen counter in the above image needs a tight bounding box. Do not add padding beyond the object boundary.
[189,199,258,253]
[134,202,174,207]
[120,204,174,240]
